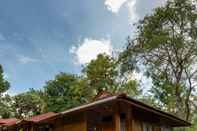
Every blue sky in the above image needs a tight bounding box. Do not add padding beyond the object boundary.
[0,0,165,95]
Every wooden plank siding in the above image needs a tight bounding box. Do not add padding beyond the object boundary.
[97,123,113,131]
[114,110,121,131]
[125,105,132,131]
[53,113,87,131]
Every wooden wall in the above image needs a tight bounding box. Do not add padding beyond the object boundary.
[53,113,87,131]
[49,106,164,131]
[44,110,163,131]
[121,105,164,131]
[52,113,163,131]
[129,119,163,131]
[97,122,113,131]
[63,119,87,131]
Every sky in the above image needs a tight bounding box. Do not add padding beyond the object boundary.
[0,0,165,95]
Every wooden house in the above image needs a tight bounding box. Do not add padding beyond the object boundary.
[0,93,191,131]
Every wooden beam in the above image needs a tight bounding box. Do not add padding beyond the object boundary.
[114,105,121,131]
[126,105,132,131]
[83,112,87,131]
[118,99,190,126]
[114,112,121,131]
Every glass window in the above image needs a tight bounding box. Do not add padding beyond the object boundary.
[143,123,153,131]
[161,127,172,131]
[120,118,126,131]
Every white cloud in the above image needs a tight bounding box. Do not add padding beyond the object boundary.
[105,0,128,13]
[126,71,152,93]
[155,0,167,7]
[17,55,39,64]
[127,0,138,23]
[70,38,113,65]
[104,0,138,23]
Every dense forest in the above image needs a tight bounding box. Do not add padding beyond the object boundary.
[0,0,196,131]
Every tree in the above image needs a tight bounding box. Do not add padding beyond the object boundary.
[0,64,12,118]
[0,94,13,118]
[44,73,89,112]
[120,0,197,120]
[0,65,9,94]
[82,54,118,94]
[120,80,141,97]
[83,53,141,97]
[43,54,140,113]
[13,89,47,118]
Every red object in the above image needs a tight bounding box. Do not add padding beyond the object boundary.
[30,112,58,122]
[0,118,19,126]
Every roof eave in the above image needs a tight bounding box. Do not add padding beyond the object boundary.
[117,96,191,127]
[61,95,118,116]
[60,95,191,127]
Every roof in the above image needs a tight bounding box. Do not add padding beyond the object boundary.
[0,112,59,129]
[0,93,191,128]
[0,118,19,126]
[61,93,191,127]
[30,112,58,123]
[120,95,191,126]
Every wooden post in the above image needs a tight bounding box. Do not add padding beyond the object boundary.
[126,105,132,131]
[130,106,136,131]
[114,106,121,131]
[83,112,87,131]
[30,126,34,131]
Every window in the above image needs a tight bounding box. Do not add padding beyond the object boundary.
[161,127,172,131]
[143,123,153,131]
[120,114,126,131]
[120,118,126,131]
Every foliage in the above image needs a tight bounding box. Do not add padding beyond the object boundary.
[42,54,141,113]
[120,0,197,120]
[0,94,13,118]
[43,73,89,112]
[82,54,118,93]
[9,54,139,116]
[0,65,9,94]
[13,89,47,118]
[0,64,12,118]
[82,53,141,97]
[187,118,197,131]
[120,80,141,97]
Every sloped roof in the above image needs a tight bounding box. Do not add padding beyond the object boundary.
[0,112,59,129]
[0,93,191,128]
[0,118,19,126]
[61,93,191,127]
[30,112,58,123]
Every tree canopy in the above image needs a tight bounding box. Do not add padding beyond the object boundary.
[43,73,88,112]
[120,0,197,121]
[82,53,141,97]
[0,65,12,118]
[82,54,118,93]
[13,89,47,118]
[0,65,9,94]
